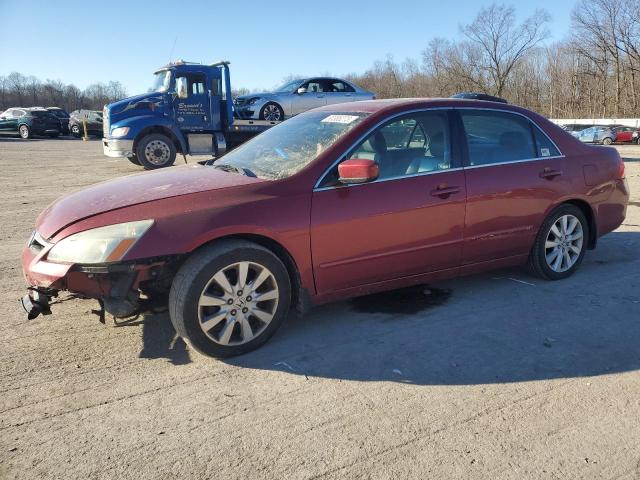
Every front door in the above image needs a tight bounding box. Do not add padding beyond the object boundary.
[311,110,466,294]
[173,71,212,131]
[458,109,569,264]
[0,110,20,132]
[291,79,327,115]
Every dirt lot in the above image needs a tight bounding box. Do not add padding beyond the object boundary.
[0,137,639,479]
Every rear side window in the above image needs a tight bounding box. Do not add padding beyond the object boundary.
[532,125,560,157]
[460,110,536,166]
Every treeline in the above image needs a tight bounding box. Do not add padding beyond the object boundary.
[345,0,640,119]
[0,72,127,112]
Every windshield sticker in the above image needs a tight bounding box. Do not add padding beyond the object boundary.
[541,147,550,157]
[321,114,360,124]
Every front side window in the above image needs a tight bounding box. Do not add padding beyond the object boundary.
[347,111,451,180]
[460,110,536,166]
[216,110,369,180]
[175,73,206,96]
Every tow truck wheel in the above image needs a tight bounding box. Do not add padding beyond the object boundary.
[19,125,31,139]
[259,102,284,122]
[127,154,141,165]
[136,133,176,169]
[169,240,292,358]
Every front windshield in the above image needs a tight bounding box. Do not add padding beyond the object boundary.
[217,111,369,180]
[152,70,172,92]
[274,79,302,92]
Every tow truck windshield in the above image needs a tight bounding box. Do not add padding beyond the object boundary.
[152,71,172,92]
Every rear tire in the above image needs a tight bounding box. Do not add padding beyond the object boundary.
[169,240,292,358]
[527,204,588,280]
[19,125,31,139]
[136,133,177,169]
[602,137,613,145]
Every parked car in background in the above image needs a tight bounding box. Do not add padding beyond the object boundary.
[21,98,628,357]
[0,107,60,139]
[234,77,374,121]
[612,125,640,144]
[46,107,70,135]
[576,125,616,144]
[561,124,593,135]
[69,110,103,137]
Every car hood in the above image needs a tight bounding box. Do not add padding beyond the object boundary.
[36,165,266,239]
[236,92,278,101]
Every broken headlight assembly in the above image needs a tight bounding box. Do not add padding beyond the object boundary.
[46,220,154,264]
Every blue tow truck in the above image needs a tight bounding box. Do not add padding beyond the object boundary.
[102,60,278,169]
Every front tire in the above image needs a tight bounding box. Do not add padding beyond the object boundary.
[19,125,31,139]
[259,102,285,122]
[528,204,588,280]
[169,240,292,357]
[136,133,176,169]
[70,124,81,137]
[127,155,141,166]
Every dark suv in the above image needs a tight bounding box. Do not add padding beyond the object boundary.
[0,108,61,139]
[46,107,70,135]
[69,110,103,137]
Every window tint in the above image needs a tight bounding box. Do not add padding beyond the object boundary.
[532,125,560,157]
[304,80,323,93]
[346,111,451,180]
[461,110,536,166]
[328,80,355,93]
[176,73,206,96]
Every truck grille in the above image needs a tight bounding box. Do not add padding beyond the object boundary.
[103,106,110,137]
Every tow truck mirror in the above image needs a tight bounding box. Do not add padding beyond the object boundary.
[176,77,189,99]
[296,87,307,94]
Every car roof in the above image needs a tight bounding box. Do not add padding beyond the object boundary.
[314,97,528,115]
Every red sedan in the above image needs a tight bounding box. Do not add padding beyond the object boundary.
[21,99,629,357]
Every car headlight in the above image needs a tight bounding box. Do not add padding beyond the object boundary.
[110,127,130,138]
[47,220,153,264]
[248,97,261,105]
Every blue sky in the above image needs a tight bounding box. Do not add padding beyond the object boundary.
[0,0,574,95]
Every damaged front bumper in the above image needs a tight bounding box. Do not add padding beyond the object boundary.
[21,239,178,321]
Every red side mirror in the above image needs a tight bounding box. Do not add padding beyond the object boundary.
[338,158,379,184]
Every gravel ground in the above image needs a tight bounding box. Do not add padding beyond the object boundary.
[0,137,639,479]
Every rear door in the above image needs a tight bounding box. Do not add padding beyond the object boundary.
[311,109,466,293]
[323,79,356,106]
[458,108,568,265]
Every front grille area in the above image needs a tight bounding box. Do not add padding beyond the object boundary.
[103,106,110,137]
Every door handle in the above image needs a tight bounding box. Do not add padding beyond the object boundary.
[430,185,460,198]
[540,168,562,179]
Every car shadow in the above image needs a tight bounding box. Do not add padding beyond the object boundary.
[135,311,191,365]
[138,231,640,383]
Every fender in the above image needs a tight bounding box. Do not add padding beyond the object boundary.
[111,114,187,154]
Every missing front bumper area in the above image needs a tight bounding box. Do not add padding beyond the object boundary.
[20,288,56,320]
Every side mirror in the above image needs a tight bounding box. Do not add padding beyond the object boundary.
[176,77,189,99]
[296,87,307,94]
[338,158,379,184]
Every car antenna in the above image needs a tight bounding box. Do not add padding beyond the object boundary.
[168,35,178,64]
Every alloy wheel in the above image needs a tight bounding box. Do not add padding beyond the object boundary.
[197,261,279,346]
[262,104,282,121]
[544,214,584,273]
[144,139,171,166]
[19,125,29,139]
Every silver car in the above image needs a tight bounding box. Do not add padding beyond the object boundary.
[576,126,616,145]
[234,77,375,121]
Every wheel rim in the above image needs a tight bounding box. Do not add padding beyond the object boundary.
[544,214,584,273]
[263,105,281,121]
[144,140,171,165]
[19,126,28,138]
[198,261,279,346]
[71,125,79,134]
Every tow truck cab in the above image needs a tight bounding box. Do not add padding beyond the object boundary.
[102,61,276,169]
